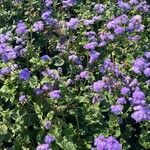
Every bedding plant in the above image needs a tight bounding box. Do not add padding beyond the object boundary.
[0,0,150,149]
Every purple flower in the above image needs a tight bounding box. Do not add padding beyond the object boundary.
[94,135,122,150]
[89,50,100,64]
[62,0,76,8]
[44,135,55,144]
[19,68,30,81]
[85,31,96,37]
[80,71,90,80]
[41,11,52,20]
[2,48,17,62]
[49,90,61,99]
[41,55,50,61]
[34,88,44,95]
[46,18,58,26]
[0,32,12,43]
[94,135,106,150]
[111,105,123,115]
[129,79,138,88]
[106,136,122,150]
[19,95,27,104]
[129,0,139,5]
[114,26,125,35]
[143,68,150,77]
[132,90,146,105]
[131,105,150,122]
[84,19,94,26]
[42,69,60,80]
[128,35,141,41]
[92,80,105,92]
[92,16,101,22]
[136,1,150,12]
[0,67,11,75]
[128,15,144,32]
[16,21,27,35]
[99,32,115,42]
[68,54,81,64]
[32,21,44,32]
[144,52,150,59]
[121,87,130,95]
[67,18,79,30]
[42,83,53,91]
[117,14,129,24]
[107,20,118,29]
[36,144,49,150]
[132,57,146,74]
[116,97,127,105]
[118,1,131,11]
[44,0,53,7]
[84,42,98,50]
[94,4,105,14]
[98,41,107,47]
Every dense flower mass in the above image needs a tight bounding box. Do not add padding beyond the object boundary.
[19,68,31,81]
[94,135,122,150]
[0,0,150,150]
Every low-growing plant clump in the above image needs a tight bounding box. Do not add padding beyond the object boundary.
[0,0,150,150]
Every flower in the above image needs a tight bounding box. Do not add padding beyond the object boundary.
[44,0,53,7]
[16,21,27,35]
[94,135,106,150]
[42,83,53,91]
[36,144,49,150]
[32,21,44,32]
[94,4,105,14]
[111,105,123,115]
[89,50,100,64]
[121,87,130,95]
[68,54,81,64]
[66,18,79,30]
[114,26,125,35]
[116,97,127,105]
[41,55,50,61]
[62,0,77,8]
[129,0,139,5]
[106,136,122,150]
[132,57,146,74]
[143,68,150,77]
[84,42,98,50]
[49,90,61,99]
[44,135,55,144]
[80,71,90,80]
[118,1,131,11]
[131,105,150,122]
[144,52,150,59]
[84,19,94,26]
[42,69,60,80]
[128,35,141,41]
[94,135,122,150]
[92,80,105,92]
[19,95,27,104]
[34,88,44,95]
[46,18,58,26]
[132,90,146,105]
[19,68,30,81]
[0,67,11,75]
[136,1,150,12]
[41,11,52,20]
